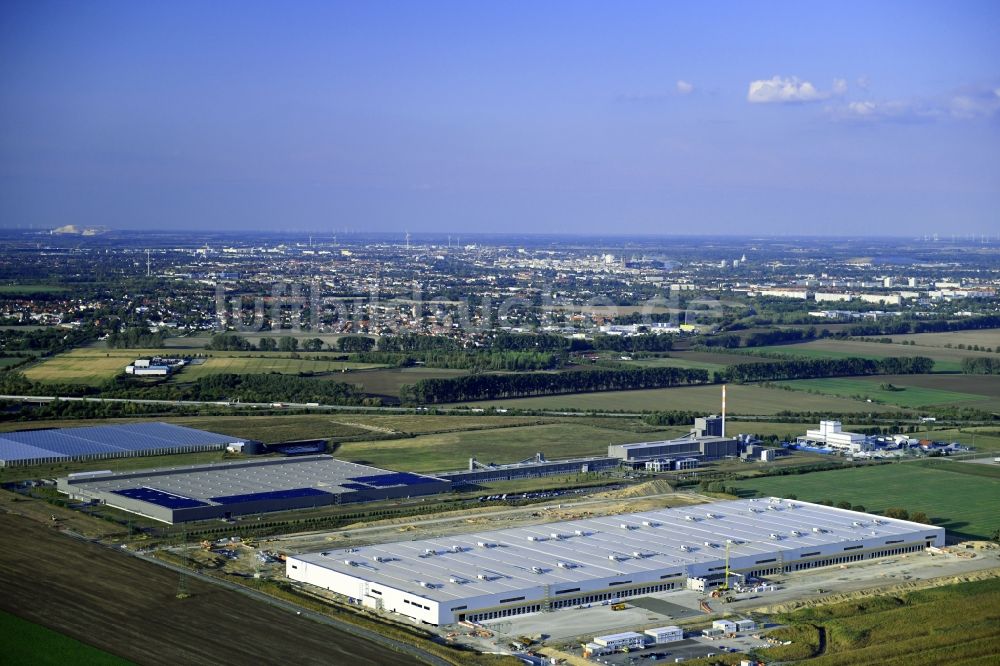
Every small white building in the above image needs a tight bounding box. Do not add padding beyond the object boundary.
[594,631,647,651]
[735,618,757,632]
[645,626,684,644]
[125,364,171,376]
[713,619,737,633]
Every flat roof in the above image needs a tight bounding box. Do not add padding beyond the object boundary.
[617,436,732,450]
[63,455,445,510]
[0,422,245,463]
[291,499,940,604]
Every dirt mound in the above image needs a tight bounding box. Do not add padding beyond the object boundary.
[595,479,674,499]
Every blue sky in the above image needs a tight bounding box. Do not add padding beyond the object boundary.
[1,0,998,235]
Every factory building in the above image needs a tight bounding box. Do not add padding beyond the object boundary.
[800,421,872,453]
[439,455,619,484]
[0,422,248,467]
[286,498,944,626]
[608,436,738,463]
[58,455,450,523]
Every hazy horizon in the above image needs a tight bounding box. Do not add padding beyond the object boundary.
[2,1,999,235]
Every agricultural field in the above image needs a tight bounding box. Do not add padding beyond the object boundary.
[887,327,1000,350]
[731,463,1000,541]
[333,422,689,473]
[0,284,71,294]
[0,513,417,666]
[0,610,131,666]
[773,376,997,408]
[759,577,1000,666]
[743,338,999,373]
[175,356,383,381]
[343,366,471,398]
[459,382,899,414]
[20,348,383,386]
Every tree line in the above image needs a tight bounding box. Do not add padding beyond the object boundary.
[356,350,563,371]
[961,357,1000,374]
[399,366,709,404]
[717,356,934,383]
[106,327,168,349]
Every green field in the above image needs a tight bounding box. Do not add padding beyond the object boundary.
[774,377,993,408]
[888,328,1000,350]
[21,348,384,386]
[0,610,132,665]
[459,382,899,414]
[755,577,1000,666]
[746,338,999,373]
[0,284,71,294]
[344,366,471,398]
[334,422,688,472]
[731,463,1000,540]
[177,356,384,381]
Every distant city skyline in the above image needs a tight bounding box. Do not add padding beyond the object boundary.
[1,1,998,235]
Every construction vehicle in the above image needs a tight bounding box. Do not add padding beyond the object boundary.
[611,603,627,611]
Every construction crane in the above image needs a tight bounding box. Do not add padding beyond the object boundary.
[718,540,732,592]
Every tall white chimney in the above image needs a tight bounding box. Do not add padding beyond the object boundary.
[721,384,727,438]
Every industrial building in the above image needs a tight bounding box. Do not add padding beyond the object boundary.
[799,420,872,453]
[608,435,738,464]
[438,454,620,485]
[286,498,944,626]
[58,455,450,523]
[0,422,248,467]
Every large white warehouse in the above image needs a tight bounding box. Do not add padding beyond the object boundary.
[286,498,944,626]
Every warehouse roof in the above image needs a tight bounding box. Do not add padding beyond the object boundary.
[62,455,445,509]
[0,422,245,464]
[291,498,941,603]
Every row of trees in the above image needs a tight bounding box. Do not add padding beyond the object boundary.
[703,328,819,349]
[961,357,1000,374]
[208,333,325,352]
[717,356,935,383]
[106,327,168,349]
[400,366,709,404]
[356,350,563,371]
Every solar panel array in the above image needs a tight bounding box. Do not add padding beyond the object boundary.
[350,472,441,488]
[0,422,243,464]
[210,487,332,505]
[113,487,209,509]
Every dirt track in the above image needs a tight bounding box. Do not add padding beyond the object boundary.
[0,514,418,666]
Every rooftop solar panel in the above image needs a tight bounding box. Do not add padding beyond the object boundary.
[0,422,244,462]
[210,487,332,505]
[0,439,71,463]
[113,487,209,509]
[349,472,439,487]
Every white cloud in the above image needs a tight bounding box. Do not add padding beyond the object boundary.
[832,78,848,95]
[828,83,1000,123]
[856,76,871,91]
[948,86,1000,119]
[676,80,695,95]
[747,76,829,103]
[827,98,940,123]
